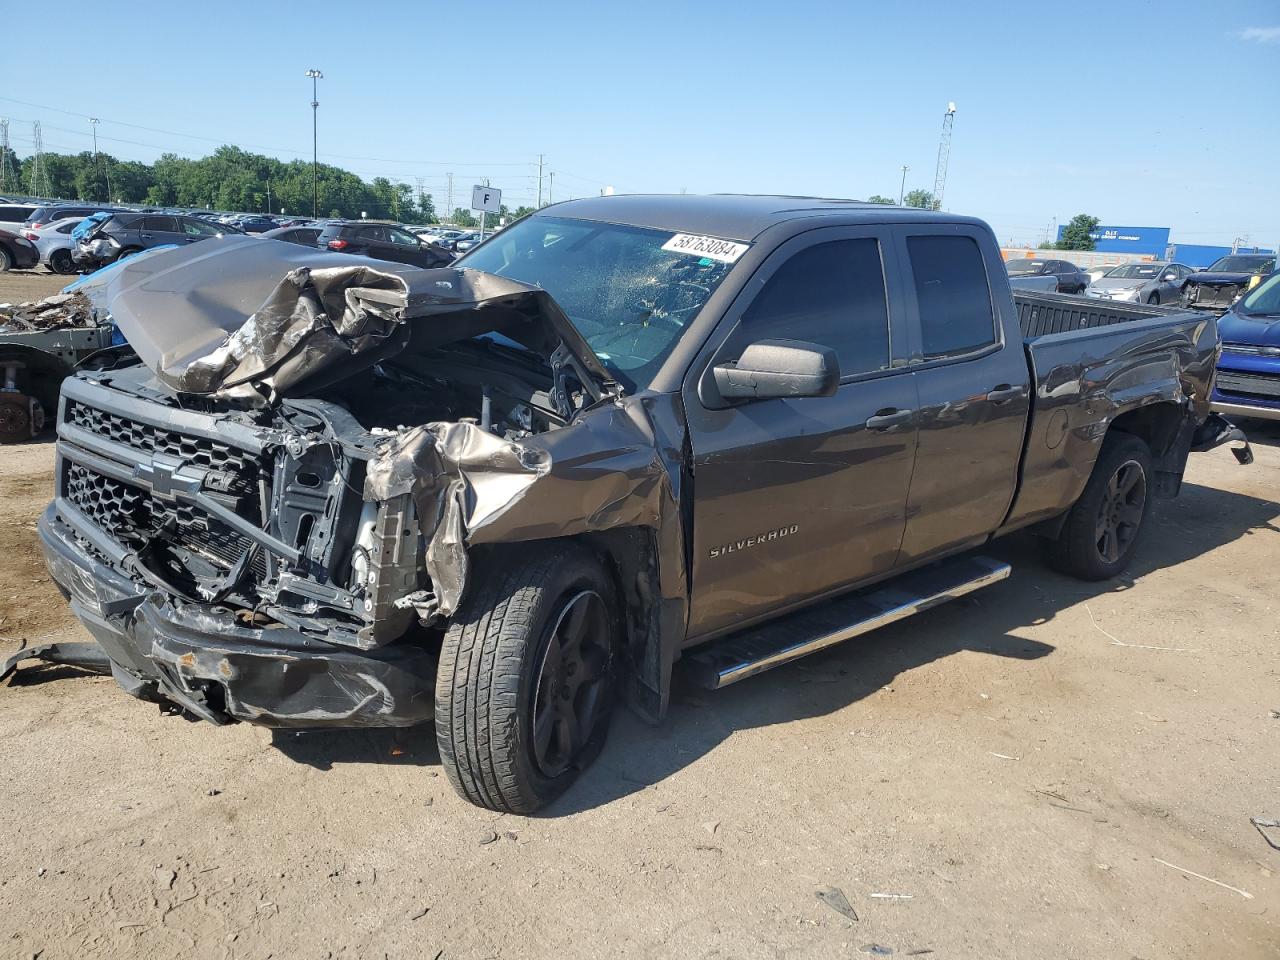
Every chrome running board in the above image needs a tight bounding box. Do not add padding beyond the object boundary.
[683,556,1011,689]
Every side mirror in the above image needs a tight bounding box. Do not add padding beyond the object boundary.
[712,339,839,403]
[1162,273,1176,282]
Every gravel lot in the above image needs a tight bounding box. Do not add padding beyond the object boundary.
[1,271,1277,959]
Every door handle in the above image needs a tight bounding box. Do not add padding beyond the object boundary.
[140,233,152,239]
[865,408,913,431]
[986,385,1023,404]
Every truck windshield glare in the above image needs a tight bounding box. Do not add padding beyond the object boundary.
[459,216,736,390]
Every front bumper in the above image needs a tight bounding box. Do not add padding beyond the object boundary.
[38,505,435,728]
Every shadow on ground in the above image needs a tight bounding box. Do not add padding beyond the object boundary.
[261,477,1278,814]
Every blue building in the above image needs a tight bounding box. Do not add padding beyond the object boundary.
[1055,223,1274,268]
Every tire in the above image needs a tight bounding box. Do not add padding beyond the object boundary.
[49,249,74,275]
[436,543,619,813]
[115,247,142,262]
[1043,434,1152,580]
[1147,292,1160,305]
[0,246,12,272]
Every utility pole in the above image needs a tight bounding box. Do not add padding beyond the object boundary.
[305,69,323,217]
[548,171,554,205]
[446,172,453,223]
[265,180,271,214]
[931,102,956,211]
[898,165,909,205]
[0,119,11,193]
[29,121,50,197]
[537,153,544,207]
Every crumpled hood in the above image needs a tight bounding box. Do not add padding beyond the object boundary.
[106,234,615,404]
[1185,271,1255,285]
[1219,308,1280,347]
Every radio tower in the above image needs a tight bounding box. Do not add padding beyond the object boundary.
[0,119,13,193]
[931,102,956,211]
[28,121,52,197]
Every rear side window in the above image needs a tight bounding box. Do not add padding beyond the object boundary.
[906,235,997,360]
[140,216,177,231]
[359,225,387,242]
[738,239,891,378]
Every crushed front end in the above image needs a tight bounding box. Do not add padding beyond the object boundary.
[41,371,436,726]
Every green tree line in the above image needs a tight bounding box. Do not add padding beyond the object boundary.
[0,144,537,224]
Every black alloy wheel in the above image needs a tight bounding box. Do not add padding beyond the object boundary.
[530,589,613,778]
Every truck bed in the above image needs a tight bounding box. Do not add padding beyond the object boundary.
[1013,290,1183,339]
[1002,292,1218,533]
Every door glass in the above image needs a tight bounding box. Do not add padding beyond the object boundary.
[736,239,891,377]
[906,235,997,360]
[140,216,177,232]
[386,227,420,246]
[359,226,387,243]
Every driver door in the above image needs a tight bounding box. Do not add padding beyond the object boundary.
[683,227,919,640]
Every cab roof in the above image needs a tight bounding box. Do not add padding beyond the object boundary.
[542,194,981,242]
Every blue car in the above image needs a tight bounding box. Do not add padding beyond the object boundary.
[1212,270,1280,421]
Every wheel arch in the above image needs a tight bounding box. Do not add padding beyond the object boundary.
[466,526,674,725]
[1107,401,1193,498]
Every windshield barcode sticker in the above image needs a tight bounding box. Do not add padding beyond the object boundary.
[662,233,750,263]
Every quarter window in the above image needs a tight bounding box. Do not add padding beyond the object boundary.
[906,235,997,360]
[737,239,891,378]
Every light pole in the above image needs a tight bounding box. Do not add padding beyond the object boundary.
[898,165,909,205]
[305,69,323,217]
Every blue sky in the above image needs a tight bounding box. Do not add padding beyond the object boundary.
[4,0,1278,246]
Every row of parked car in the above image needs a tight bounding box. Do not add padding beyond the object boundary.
[0,198,493,274]
[1005,253,1276,311]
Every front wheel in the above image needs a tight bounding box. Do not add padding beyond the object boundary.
[1043,434,1152,580]
[0,246,12,272]
[1147,292,1161,305]
[435,543,619,813]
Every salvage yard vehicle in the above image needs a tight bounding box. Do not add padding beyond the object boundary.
[1210,269,1280,421]
[0,227,40,272]
[1086,261,1194,305]
[72,212,236,269]
[1004,257,1088,293]
[26,216,86,274]
[1182,253,1276,312]
[24,198,1250,813]
[316,220,456,268]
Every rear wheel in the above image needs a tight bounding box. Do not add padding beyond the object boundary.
[0,246,12,272]
[49,249,74,275]
[435,543,619,813]
[1043,434,1152,580]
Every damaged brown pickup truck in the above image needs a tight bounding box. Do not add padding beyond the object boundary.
[24,196,1250,812]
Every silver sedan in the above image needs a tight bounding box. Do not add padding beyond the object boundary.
[1086,261,1194,306]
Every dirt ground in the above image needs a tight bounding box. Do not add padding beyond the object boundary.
[0,267,1277,958]
[0,269,72,305]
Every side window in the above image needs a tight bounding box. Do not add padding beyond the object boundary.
[906,235,997,360]
[359,226,387,243]
[737,238,891,378]
[386,227,419,246]
[57,221,77,234]
[182,218,218,236]
[140,216,177,232]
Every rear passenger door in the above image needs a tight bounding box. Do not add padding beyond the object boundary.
[684,227,919,639]
[357,225,391,261]
[138,215,183,248]
[893,228,1032,565]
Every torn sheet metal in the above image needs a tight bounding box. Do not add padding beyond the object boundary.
[106,235,615,405]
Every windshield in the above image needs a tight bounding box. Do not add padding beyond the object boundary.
[1005,259,1045,275]
[458,215,739,390]
[1208,256,1275,274]
[1237,271,1280,317]
[1107,263,1163,280]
